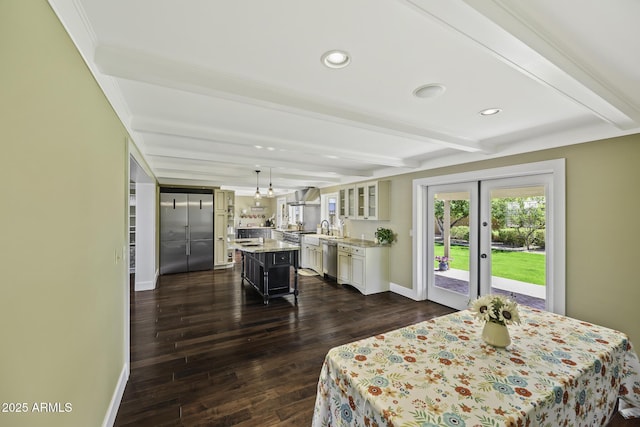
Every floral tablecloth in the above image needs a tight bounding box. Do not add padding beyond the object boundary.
[312,306,640,427]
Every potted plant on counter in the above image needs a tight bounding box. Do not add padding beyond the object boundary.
[374,227,395,245]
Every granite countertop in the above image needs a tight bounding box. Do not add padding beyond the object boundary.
[230,238,299,253]
[236,226,275,230]
[302,234,386,248]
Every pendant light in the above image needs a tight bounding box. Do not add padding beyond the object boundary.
[254,170,261,200]
[267,168,274,198]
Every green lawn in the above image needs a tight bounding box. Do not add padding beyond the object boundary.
[434,243,545,285]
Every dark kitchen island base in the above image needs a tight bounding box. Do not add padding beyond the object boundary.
[238,247,299,305]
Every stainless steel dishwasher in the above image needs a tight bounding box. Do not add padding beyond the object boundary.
[322,240,338,280]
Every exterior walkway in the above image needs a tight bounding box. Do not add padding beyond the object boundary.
[435,268,546,309]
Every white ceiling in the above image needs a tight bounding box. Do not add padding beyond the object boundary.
[49,0,640,195]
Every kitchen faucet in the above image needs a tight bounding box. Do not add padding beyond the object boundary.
[320,220,330,235]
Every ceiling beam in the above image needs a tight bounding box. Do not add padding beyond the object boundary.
[145,149,373,178]
[149,159,344,184]
[95,44,487,153]
[406,0,640,129]
[132,116,421,169]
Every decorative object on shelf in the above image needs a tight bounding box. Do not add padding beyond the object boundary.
[435,255,452,271]
[374,227,394,244]
[254,170,261,200]
[469,294,520,348]
[267,168,274,198]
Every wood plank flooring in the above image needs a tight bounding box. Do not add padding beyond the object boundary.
[115,260,639,426]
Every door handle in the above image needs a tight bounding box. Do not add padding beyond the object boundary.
[481,253,487,259]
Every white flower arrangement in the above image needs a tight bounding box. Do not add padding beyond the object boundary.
[469,294,521,326]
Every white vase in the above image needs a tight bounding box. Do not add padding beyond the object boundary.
[482,321,511,348]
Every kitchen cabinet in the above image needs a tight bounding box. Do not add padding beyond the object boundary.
[129,187,135,273]
[337,248,350,283]
[215,190,227,213]
[225,192,235,264]
[214,189,235,268]
[354,180,390,220]
[301,243,311,269]
[338,186,356,219]
[337,243,389,295]
[214,212,228,266]
[310,245,322,274]
[301,235,322,274]
[347,187,356,218]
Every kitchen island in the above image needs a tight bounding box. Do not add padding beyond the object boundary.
[230,239,300,304]
[235,226,274,239]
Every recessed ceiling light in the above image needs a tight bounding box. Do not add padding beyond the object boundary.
[321,50,350,69]
[413,84,446,99]
[479,108,502,116]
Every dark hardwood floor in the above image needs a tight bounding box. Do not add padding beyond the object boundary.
[116,259,639,426]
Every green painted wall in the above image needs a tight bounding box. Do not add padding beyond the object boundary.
[340,135,640,344]
[0,2,128,426]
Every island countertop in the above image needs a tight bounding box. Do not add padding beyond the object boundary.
[230,238,300,253]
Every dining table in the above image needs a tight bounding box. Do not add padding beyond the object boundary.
[312,306,640,426]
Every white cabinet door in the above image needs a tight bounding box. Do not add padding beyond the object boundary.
[214,189,227,213]
[301,244,310,269]
[339,188,347,217]
[363,181,390,220]
[312,246,323,275]
[214,212,227,266]
[337,250,351,284]
[356,184,366,219]
[351,254,365,290]
[347,187,356,218]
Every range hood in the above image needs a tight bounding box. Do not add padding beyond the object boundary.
[287,187,320,205]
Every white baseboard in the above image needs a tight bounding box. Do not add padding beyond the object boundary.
[134,270,158,291]
[102,363,129,427]
[135,279,155,291]
[390,282,420,300]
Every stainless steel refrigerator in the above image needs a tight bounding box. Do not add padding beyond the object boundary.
[160,191,214,274]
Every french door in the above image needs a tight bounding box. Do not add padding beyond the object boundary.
[419,161,564,314]
[426,182,479,310]
[479,176,551,308]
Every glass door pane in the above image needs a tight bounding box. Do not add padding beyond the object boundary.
[427,182,478,310]
[367,184,376,218]
[338,189,346,217]
[347,187,355,217]
[357,186,365,218]
[480,177,549,310]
